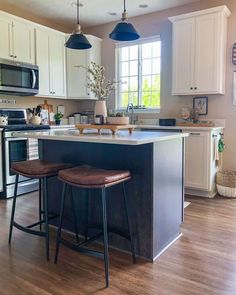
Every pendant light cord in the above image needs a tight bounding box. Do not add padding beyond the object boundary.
[77,0,80,24]
[124,0,126,12]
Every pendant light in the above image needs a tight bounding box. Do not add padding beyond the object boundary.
[109,0,140,41]
[65,0,91,50]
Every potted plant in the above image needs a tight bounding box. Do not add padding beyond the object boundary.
[80,62,117,120]
[54,112,63,125]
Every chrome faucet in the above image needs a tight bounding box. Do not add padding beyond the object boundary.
[126,102,134,124]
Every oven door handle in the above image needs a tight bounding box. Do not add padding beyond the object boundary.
[5,137,28,141]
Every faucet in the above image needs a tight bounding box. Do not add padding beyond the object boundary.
[126,102,134,124]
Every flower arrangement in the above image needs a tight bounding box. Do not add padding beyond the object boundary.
[81,62,116,101]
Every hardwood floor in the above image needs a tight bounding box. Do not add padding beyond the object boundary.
[0,193,236,294]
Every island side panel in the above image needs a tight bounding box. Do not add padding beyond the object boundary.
[152,138,184,259]
[40,139,154,260]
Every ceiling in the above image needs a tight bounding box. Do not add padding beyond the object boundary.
[1,0,201,29]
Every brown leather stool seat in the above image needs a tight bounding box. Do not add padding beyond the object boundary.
[58,165,131,187]
[12,159,72,178]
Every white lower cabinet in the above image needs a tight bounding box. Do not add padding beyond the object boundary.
[36,28,66,98]
[185,129,223,198]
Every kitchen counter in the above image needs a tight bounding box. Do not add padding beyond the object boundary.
[13,129,186,261]
[138,125,224,131]
[13,129,188,145]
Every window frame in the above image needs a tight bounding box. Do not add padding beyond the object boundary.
[115,35,161,112]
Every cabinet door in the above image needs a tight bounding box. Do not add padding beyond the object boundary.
[194,13,220,94]
[172,18,195,95]
[12,20,35,64]
[49,34,66,97]
[35,29,50,96]
[66,48,89,99]
[185,131,210,190]
[0,15,13,60]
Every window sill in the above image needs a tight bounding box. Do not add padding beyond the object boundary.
[115,108,160,114]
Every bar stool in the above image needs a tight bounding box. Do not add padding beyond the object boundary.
[9,159,73,261]
[55,165,136,288]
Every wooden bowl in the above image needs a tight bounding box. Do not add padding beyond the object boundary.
[106,116,129,125]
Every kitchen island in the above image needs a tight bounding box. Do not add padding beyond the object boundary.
[14,129,188,261]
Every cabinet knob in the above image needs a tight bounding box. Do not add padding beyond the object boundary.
[10,54,14,58]
[190,87,193,90]
[194,87,198,90]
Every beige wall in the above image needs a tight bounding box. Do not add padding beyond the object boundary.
[0,95,94,118]
[86,0,236,170]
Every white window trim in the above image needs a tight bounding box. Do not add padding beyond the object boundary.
[115,35,161,113]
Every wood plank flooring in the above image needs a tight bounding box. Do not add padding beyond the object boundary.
[0,193,236,294]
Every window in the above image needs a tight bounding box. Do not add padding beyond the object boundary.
[116,36,161,110]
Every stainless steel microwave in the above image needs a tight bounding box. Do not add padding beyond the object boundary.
[0,59,39,96]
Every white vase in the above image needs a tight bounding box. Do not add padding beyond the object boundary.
[94,100,107,119]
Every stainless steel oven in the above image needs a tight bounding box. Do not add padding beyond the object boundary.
[4,132,39,198]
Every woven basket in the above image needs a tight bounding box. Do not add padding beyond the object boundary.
[216,171,236,198]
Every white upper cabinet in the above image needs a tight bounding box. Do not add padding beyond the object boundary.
[66,35,102,99]
[0,15,12,60]
[12,19,35,64]
[0,12,35,64]
[169,6,231,95]
[36,28,66,98]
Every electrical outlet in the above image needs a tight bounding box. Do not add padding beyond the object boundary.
[0,99,16,104]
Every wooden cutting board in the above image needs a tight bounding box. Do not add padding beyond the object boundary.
[75,124,137,135]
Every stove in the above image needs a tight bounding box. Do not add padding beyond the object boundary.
[0,108,50,199]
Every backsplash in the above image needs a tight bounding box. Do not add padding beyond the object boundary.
[0,95,96,118]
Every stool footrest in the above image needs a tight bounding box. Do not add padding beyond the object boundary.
[13,222,46,237]
[88,223,130,240]
[60,238,104,259]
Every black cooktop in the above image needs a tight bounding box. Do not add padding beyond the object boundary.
[3,124,50,132]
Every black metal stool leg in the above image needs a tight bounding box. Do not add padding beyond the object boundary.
[101,187,109,288]
[122,182,136,264]
[43,177,49,261]
[39,178,42,231]
[9,174,19,245]
[70,186,79,243]
[54,183,67,264]
[84,189,89,241]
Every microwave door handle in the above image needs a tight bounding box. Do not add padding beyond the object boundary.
[31,70,36,89]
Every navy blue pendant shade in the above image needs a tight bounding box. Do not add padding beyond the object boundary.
[109,0,140,41]
[109,22,140,41]
[65,0,92,50]
[65,33,92,50]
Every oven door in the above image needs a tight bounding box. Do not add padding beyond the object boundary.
[5,137,29,185]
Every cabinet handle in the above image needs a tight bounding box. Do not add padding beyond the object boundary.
[190,132,201,136]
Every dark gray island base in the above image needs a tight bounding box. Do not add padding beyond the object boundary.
[39,136,185,261]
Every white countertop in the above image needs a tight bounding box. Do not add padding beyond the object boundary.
[13,129,188,146]
[138,125,224,131]
[50,125,75,129]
